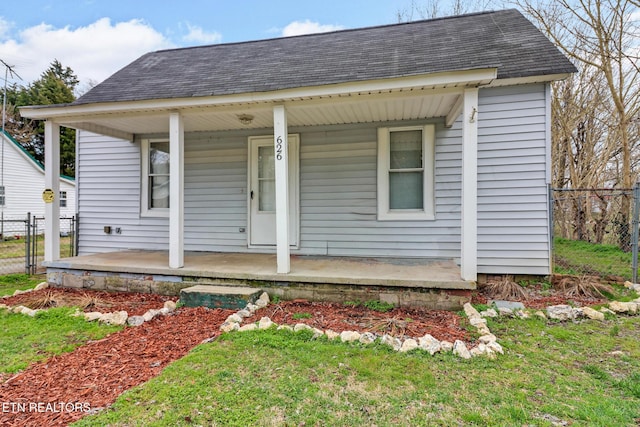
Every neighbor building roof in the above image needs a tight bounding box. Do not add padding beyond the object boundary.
[70,9,577,106]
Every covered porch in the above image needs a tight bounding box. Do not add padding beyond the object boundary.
[45,251,473,309]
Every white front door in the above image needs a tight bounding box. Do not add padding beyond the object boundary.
[248,135,299,247]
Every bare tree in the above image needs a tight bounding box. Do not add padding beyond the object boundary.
[397,0,501,21]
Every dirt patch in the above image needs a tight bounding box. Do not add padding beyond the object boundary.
[1,288,176,316]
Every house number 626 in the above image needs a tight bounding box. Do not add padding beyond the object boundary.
[275,136,284,160]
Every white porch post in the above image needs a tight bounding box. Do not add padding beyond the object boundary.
[461,88,478,281]
[169,111,184,269]
[273,105,290,274]
[44,120,61,262]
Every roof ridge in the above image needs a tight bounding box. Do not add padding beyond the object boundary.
[150,9,508,55]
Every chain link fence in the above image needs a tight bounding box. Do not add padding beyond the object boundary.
[551,186,639,282]
[0,214,76,275]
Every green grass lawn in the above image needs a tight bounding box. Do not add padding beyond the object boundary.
[0,307,122,374]
[0,273,45,296]
[554,237,635,280]
[74,316,640,426]
[0,235,74,260]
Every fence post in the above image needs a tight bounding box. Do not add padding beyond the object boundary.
[548,184,554,276]
[25,213,30,275]
[632,182,640,283]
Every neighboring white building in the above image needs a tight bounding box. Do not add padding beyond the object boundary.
[0,130,76,222]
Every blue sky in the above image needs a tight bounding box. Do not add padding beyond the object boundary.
[0,0,423,89]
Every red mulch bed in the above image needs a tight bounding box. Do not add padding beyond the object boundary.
[1,287,176,316]
[471,283,608,309]
[249,300,470,342]
[0,306,233,427]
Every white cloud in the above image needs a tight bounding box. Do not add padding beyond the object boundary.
[182,23,222,45]
[0,17,12,41]
[0,18,174,86]
[281,20,344,37]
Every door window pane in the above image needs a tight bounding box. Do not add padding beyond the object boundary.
[258,146,275,212]
[389,171,423,209]
[149,141,170,209]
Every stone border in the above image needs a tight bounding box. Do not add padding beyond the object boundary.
[0,282,177,326]
[218,292,503,359]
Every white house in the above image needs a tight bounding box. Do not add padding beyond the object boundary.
[20,10,576,306]
[0,130,75,223]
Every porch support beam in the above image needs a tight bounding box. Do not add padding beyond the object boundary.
[169,111,184,269]
[44,120,61,262]
[273,105,290,274]
[461,88,478,281]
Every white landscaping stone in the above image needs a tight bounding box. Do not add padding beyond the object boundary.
[127,316,145,326]
[478,334,497,344]
[359,332,377,345]
[340,331,361,343]
[84,312,103,322]
[515,310,530,319]
[486,341,504,355]
[463,303,481,319]
[239,323,258,332]
[294,323,313,332]
[0,303,7,310]
[582,307,605,321]
[237,309,252,318]
[100,311,128,326]
[34,282,49,291]
[609,301,638,314]
[480,308,498,318]
[277,325,293,332]
[255,293,270,308]
[13,289,27,296]
[159,307,170,316]
[163,301,177,312]
[624,281,634,288]
[399,338,419,353]
[418,334,441,355]
[476,324,492,335]
[440,341,454,352]
[380,334,401,351]
[546,305,575,321]
[245,303,258,313]
[312,328,324,339]
[20,307,38,317]
[258,317,274,330]
[469,316,487,327]
[325,330,340,340]
[143,309,160,322]
[226,313,243,324]
[220,321,239,332]
[600,307,615,315]
[498,307,514,316]
[453,340,472,359]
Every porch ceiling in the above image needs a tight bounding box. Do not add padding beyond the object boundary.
[59,87,464,137]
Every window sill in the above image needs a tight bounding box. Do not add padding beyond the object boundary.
[140,209,169,218]
[377,210,435,221]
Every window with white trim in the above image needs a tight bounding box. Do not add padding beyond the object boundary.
[59,191,67,208]
[377,125,435,220]
[141,139,170,217]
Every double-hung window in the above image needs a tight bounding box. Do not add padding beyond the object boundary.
[141,139,170,216]
[377,125,435,220]
[59,191,67,208]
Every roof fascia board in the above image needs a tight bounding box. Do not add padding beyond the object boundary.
[21,68,498,120]
[485,73,573,87]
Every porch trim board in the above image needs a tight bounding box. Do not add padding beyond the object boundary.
[44,120,61,263]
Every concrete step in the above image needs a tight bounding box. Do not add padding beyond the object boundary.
[180,284,262,310]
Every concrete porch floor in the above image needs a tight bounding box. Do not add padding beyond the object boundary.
[46,250,472,290]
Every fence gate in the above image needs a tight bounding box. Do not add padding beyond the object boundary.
[0,214,76,275]
[550,185,640,282]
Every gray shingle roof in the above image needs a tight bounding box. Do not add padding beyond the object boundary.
[74,9,575,105]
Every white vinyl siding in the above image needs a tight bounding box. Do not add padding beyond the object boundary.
[76,83,551,275]
[477,84,550,275]
[0,133,76,220]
